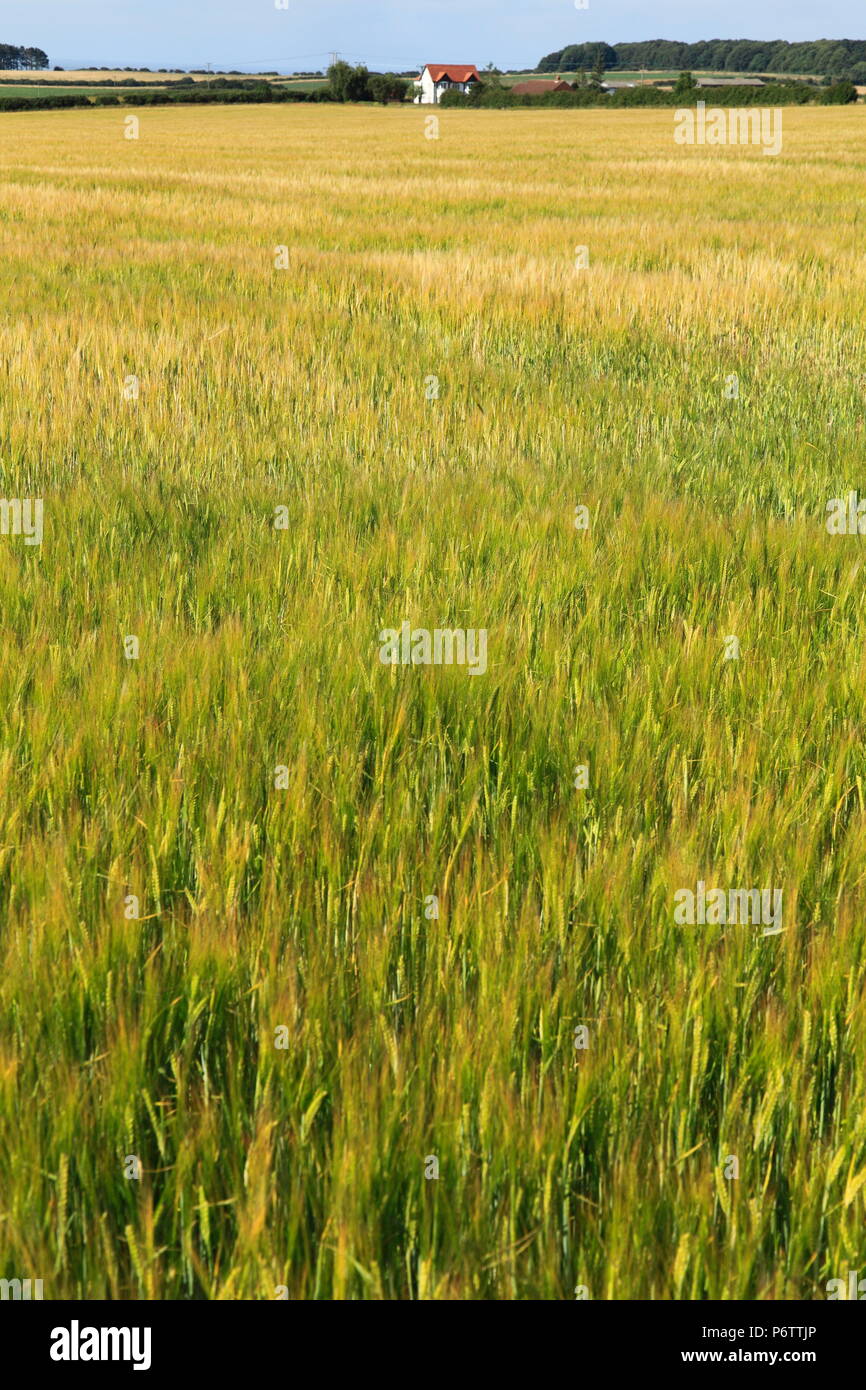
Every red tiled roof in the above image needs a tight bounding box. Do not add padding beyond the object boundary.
[511,79,572,94]
[424,65,480,83]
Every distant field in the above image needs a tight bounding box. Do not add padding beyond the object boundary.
[502,69,824,87]
[274,78,328,91]
[499,70,709,87]
[501,70,681,84]
[0,85,165,99]
[601,70,798,82]
[0,72,330,103]
[0,69,224,83]
[0,71,329,99]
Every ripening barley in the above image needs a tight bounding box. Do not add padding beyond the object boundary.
[0,103,865,1299]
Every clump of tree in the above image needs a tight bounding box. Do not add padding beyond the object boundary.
[539,42,616,76]
[824,80,858,103]
[327,61,373,101]
[369,73,409,104]
[0,43,49,70]
[673,71,698,96]
[538,37,866,84]
[327,61,408,103]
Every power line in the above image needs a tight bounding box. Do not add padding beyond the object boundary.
[181,52,423,67]
[60,49,425,74]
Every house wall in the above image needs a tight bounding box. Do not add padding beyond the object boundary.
[415,71,474,104]
[416,70,437,104]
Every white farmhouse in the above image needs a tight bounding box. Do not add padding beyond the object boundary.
[414,64,481,104]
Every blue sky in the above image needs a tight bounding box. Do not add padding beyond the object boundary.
[7,1,866,73]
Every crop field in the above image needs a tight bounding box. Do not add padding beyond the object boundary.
[1,103,866,1300]
[0,69,225,82]
[501,68,678,82]
[501,69,821,86]
[0,77,326,103]
[273,78,329,91]
[0,70,323,90]
[0,85,165,99]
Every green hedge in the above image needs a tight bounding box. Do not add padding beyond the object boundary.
[0,84,334,113]
[440,80,857,110]
[0,93,93,111]
[0,78,856,116]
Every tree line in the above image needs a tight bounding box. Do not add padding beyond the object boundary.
[442,79,857,110]
[0,86,326,114]
[0,43,49,70]
[538,39,866,84]
[326,62,409,103]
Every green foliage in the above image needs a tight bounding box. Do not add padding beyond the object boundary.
[674,71,698,95]
[0,92,92,111]
[539,42,617,74]
[0,42,49,70]
[482,63,503,91]
[440,81,840,110]
[824,80,858,104]
[538,37,866,82]
[0,85,317,113]
[368,73,409,105]
[327,61,373,103]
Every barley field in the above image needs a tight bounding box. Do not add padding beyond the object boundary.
[0,69,224,81]
[2,103,866,1300]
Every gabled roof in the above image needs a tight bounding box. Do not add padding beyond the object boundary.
[511,79,572,94]
[423,65,480,83]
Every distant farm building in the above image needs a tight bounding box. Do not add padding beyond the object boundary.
[510,79,573,95]
[414,64,481,104]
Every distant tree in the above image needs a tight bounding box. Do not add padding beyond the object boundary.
[346,64,373,100]
[1,43,26,69]
[369,73,408,104]
[536,37,866,81]
[537,42,615,74]
[674,71,698,95]
[326,60,350,99]
[327,60,372,101]
[825,79,858,103]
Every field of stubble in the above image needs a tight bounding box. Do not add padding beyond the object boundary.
[2,104,866,1298]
